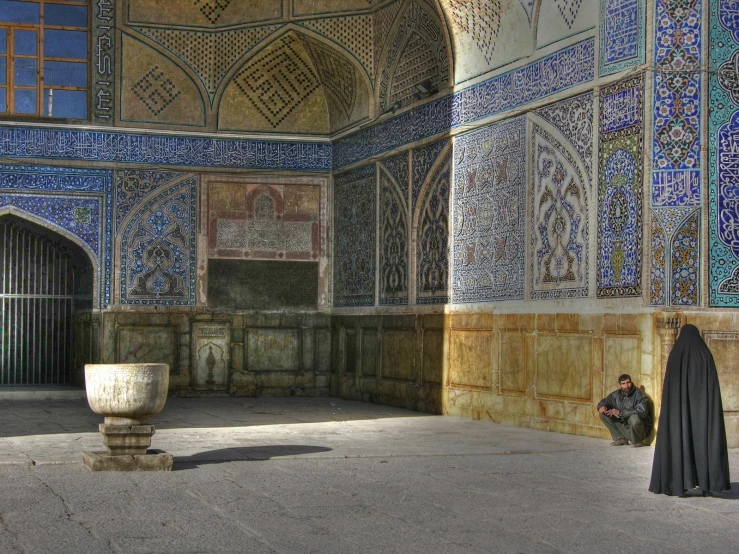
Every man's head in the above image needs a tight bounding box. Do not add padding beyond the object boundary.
[618,374,633,395]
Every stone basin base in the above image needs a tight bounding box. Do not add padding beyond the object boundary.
[82,451,173,472]
[100,424,155,456]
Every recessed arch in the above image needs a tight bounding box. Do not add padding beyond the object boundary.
[0,206,100,308]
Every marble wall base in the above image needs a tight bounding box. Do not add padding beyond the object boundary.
[76,310,332,398]
[331,311,739,448]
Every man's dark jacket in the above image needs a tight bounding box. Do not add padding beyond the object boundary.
[597,387,652,431]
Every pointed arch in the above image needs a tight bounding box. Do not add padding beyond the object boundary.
[378,163,410,305]
[0,207,100,308]
[377,0,451,113]
[413,142,452,304]
[117,177,198,306]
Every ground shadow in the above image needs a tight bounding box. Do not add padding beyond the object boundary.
[0,397,427,438]
[673,483,739,500]
[172,445,333,470]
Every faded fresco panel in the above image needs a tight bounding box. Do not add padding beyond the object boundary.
[209,182,320,262]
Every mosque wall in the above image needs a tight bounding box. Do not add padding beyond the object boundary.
[328,0,739,447]
[1,1,738,443]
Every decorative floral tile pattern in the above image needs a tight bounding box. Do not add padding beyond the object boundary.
[333,38,594,169]
[650,0,702,306]
[120,177,198,305]
[597,75,644,298]
[452,117,526,303]
[416,149,451,305]
[378,166,409,305]
[530,123,589,300]
[709,0,739,305]
[333,166,376,307]
[0,164,112,308]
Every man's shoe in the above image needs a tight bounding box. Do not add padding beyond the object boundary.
[610,438,628,446]
[630,441,644,447]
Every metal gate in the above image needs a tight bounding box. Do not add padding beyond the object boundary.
[0,217,87,385]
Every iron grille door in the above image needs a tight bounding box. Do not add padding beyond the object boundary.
[0,219,78,385]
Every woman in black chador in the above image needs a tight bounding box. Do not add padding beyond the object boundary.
[649,324,731,496]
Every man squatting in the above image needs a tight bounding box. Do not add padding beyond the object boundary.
[597,374,652,447]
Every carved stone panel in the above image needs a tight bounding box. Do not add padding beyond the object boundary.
[381,331,416,381]
[117,325,178,373]
[703,332,739,413]
[535,333,592,401]
[603,335,640,395]
[247,329,301,371]
[422,329,444,385]
[500,331,526,394]
[191,322,231,391]
[449,329,493,390]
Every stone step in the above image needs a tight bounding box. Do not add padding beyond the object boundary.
[0,386,87,400]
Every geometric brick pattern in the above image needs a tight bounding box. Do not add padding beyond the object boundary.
[131,66,181,116]
[234,35,321,128]
[132,26,280,96]
[300,15,373,78]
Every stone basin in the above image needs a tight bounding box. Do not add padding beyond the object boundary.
[85,363,169,425]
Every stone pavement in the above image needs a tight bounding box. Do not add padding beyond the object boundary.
[0,397,737,553]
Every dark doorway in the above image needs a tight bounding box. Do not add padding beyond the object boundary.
[0,216,93,385]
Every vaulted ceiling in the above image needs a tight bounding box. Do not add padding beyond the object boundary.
[118,1,596,136]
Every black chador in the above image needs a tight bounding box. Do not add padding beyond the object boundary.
[649,324,731,496]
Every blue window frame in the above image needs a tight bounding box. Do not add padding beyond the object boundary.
[0,1,89,119]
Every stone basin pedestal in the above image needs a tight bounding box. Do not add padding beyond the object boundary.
[82,363,173,471]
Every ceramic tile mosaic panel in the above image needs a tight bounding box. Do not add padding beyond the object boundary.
[650,0,702,306]
[535,92,594,181]
[530,123,589,300]
[597,74,644,298]
[416,148,451,305]
[412,140,449,212]
[380,151,409,196]
[93,0,115,124]
[119,177,198,305]
[334,165,376,307]
[115,170,185,231]
[599,0,645,76]
[333,38,595,169]
[208,182,320,261]
[709,1,739,306]
[0,164,112,308]
[452,117,526,304]
[0,126,331,171]
[378,165,409,305]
